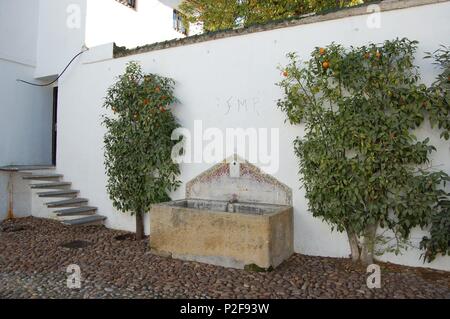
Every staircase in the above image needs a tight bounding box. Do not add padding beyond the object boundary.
[22,168,106,226]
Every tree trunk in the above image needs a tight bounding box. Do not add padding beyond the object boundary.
[346,228,360,262]
[135,213,144,241]
[360,223,378,265]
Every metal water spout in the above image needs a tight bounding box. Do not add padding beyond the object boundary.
[227,194,238,213]
[229,155,240,178]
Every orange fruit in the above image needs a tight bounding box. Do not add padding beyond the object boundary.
[155,87,161,93]
[283,70,288,77]
[319,48,326,55]
[143,99,150,105]
[159,106,166,113]
[322,61,330,69]
[376,51,381,59]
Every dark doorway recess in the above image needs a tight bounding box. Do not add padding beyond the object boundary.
[52,87,58,166]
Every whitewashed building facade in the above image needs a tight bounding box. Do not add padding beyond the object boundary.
[0,0,186,219]
[1,0,449,271]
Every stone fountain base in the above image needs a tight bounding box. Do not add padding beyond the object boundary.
[150,199,293,270]
[149,156,294,270]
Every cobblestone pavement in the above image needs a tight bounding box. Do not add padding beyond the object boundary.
[0,217,449,299]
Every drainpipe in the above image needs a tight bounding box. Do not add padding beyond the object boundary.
[7,172,14,220]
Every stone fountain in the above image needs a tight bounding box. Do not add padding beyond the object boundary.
[149,156,293,270]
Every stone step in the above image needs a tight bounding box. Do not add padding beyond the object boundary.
[23,174,63,180]
[46,198,89,208]
[61,215,106,226]
[54,206,97,217]
[37,190,79,198]
[30,182,72,189]
[0,165,55,172]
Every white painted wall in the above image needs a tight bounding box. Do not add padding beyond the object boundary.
[85,0,184,49]
[56,2,450,270]
[0,61,53,166]
[0,172,32,221]
[0,0,87,168]
[0,0,39,66]
[0,0,186,221]
[0,0,53,167]
[159,0,182,9]
[0,58,53,221]
[35,0,87,79]
[0,0,53,220]
[35,0,183,78]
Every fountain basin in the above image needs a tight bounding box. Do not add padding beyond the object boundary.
[150,199,293,270]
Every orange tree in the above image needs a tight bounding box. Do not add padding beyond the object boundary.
[102,62,181,240]
[420,46,450,261]
[277,39,450,264]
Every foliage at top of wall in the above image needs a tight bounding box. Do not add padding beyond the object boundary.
[277,38,450,264]
[113,0,442,58]
[179,0,369,32]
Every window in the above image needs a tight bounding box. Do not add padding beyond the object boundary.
[173,10,187,35]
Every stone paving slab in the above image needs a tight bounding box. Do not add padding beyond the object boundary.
[0,217,449,299]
